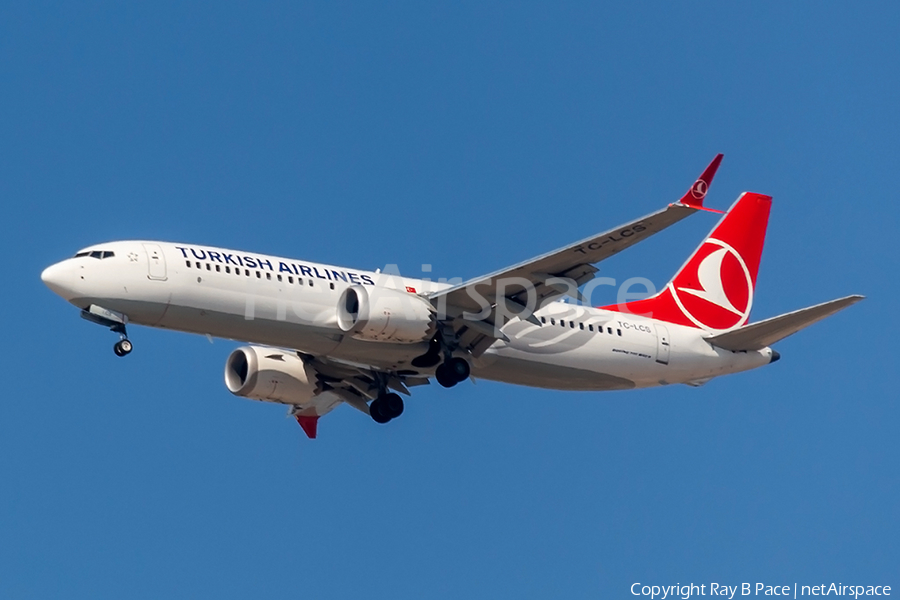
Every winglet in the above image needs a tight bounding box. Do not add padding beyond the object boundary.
[676,153,724,211]
[295,415,319,439]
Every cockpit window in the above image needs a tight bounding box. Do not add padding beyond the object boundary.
[74,250,115,259]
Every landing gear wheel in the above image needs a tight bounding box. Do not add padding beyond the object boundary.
[447,357,470,382]
[435,363,458,388]
[382,393,404,419]
[113,340,133,357]
[370,399,391,424]
[436,357,470,387]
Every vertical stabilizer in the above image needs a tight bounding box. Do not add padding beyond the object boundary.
[604,192,772,332]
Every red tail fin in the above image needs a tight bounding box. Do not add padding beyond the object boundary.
[605,192,772,331]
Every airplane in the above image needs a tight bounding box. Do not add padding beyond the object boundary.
[40,155,863,438]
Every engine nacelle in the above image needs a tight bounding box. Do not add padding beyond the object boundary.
[336,284,436,344]
[224,345,320,405]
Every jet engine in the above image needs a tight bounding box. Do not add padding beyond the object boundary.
[224,345,320,404]
[336,284,437,343]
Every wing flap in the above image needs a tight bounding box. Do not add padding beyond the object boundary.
[705,295,864,351]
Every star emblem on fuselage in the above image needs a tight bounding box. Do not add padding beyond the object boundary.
[128,252,139,262]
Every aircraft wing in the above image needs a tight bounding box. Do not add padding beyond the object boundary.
[427,154,724,354]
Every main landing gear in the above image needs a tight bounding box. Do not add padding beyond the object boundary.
[368,356,470,425]
[369,392,404,424]
[435,357,470,388]
[411,333,472,388]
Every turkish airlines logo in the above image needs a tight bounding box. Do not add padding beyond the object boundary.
[670,238,753,331]
[690,179,709,200]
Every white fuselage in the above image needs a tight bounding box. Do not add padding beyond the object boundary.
[41,241,775,391]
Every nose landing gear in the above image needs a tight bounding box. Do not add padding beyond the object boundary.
[80,305,134,357]
[113,338,133,357]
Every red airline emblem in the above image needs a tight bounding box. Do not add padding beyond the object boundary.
[406,286,417,294]
[691,179,709,200]
[671,239,753,331]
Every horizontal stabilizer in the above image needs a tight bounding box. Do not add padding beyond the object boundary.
[705,295,864,351]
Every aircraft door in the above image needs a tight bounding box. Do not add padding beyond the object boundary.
[143,243,167,280]
[655,323,670,365]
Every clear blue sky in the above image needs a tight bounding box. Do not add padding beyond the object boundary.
[2,2,897,598]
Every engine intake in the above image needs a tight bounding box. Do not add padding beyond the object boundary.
[224,345,320,404]
[336,285,436,344]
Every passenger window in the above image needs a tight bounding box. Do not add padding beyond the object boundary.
[329,282,335,290]
[245,269,250,276]
[225,266,230,274]
[288,276,293,284]
[215,265,220,272]
[277,274,282,282]
[607,327,612,334]
[195,262,201,269]
[540,317,546,324]
[206,263,211,271]
[309,280,313,287]
[560,320,565,327]
[550,318,556,325]
[617,329,622,336]
[570,322,575,329]
[185,261,191,268]
[579,323,584,330]
[588,324,593,331]
[266,273,271,280]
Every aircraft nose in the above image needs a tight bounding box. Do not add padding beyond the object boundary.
[41,262,74,299]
